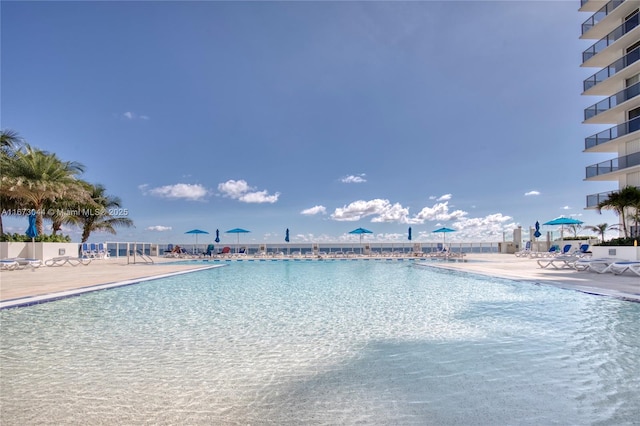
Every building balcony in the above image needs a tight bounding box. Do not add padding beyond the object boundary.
[586,186,640,208]
[583,45,640,94]
[585,115,640,151]
[581,0,613,13]
[586,190,616,208]
[585,151,640,179]
[584,81,640,122]
[582,0,627,38]
[582,10,639,67]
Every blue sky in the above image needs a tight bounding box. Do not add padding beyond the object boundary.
[1,1,619,245]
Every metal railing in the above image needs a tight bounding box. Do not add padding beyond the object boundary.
[585,115,640,149]
[584,81,640,120]
[583,10,639,63]
[586,186,640,207]
[585,151,640,178]
[586,190,615,208]
[583,46,640,92]
[582,0,625,35]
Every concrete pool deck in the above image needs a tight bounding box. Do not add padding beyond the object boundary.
[0,254,638,309]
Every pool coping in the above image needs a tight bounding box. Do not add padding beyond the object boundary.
[0,264,226,310]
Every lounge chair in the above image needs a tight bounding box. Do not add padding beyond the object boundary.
[96,243,109,259]
[44,256,92,267]
[537,255,580,269]
[1,259,19,270]
[217,246,231,257]
[600,261,640,276]
[81,243,95,258]
[573,258,626,273]
[204,244,216,257]
[11,258,43,269]
[514,241,532,257]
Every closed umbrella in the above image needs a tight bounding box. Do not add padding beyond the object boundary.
[285,228,290,255]
[349,227,373,254]
[26,211,38,259]
[215,229,220,243]
[226,228,251,253]
[185,229,209,254]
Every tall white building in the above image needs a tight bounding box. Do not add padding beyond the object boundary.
[581,0,640,229]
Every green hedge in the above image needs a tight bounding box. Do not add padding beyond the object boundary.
[596,237,638,247]
[0,233,72,243]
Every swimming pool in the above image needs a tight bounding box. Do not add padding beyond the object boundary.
[1,261,638,425]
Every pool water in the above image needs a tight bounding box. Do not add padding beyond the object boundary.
[1,261,639,425]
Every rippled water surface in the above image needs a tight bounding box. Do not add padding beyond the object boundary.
[1,262,639,425]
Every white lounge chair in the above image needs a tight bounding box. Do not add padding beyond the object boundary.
[514,241,532,257]
[573,258,626,273]
[537,255,580,269]
[10,258,43,269]
[600,261,640,276]
[44,256,92,267]
[1,259,19,270]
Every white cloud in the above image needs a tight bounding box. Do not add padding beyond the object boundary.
[562,205,571,210]
[121,111,149,120]
[525,190,540,196]
[437,194,452,201]
[217,179,280,204]
[147,225,172,232]
[143,183,208,201]
[331,199,397,222]
[412,201,467,223]
[341,174,367,184]
[301,205,327,215]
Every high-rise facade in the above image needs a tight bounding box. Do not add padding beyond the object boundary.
[581,0,640,226]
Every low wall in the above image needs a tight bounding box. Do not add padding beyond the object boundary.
[0,242,80,261]
[590,245,640,261]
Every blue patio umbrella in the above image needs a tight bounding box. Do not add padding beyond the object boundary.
[185,229,209,254]
[285,228,290,255]
[534,221,542,238]
[433,227,455,245]
[226,228,251,253]
[215,229,220,243]
[26,211,38,259]
[349,227,373,253]
[543,217,583,242]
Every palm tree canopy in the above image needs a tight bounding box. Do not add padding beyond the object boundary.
[0,144,89,234]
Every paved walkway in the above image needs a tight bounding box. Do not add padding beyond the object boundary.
[1,254,638,309]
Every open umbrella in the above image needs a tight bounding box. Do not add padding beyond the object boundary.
[226,228,251,253]
[433,227,455,246]
[543,217,583,242]
[26,211,38,259]
[349,227,373,254]
[185,229,209,254]
[215,229,220,243]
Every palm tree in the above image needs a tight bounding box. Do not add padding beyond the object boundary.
[0,130,25,236]
[0,145,89,235]
[0,129,23,155]
[76,183,134,243]
[567,224,582,238]
[584,223,620,243]
[597,186,640,238]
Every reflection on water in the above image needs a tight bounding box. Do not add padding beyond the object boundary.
[1,262,639,425]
